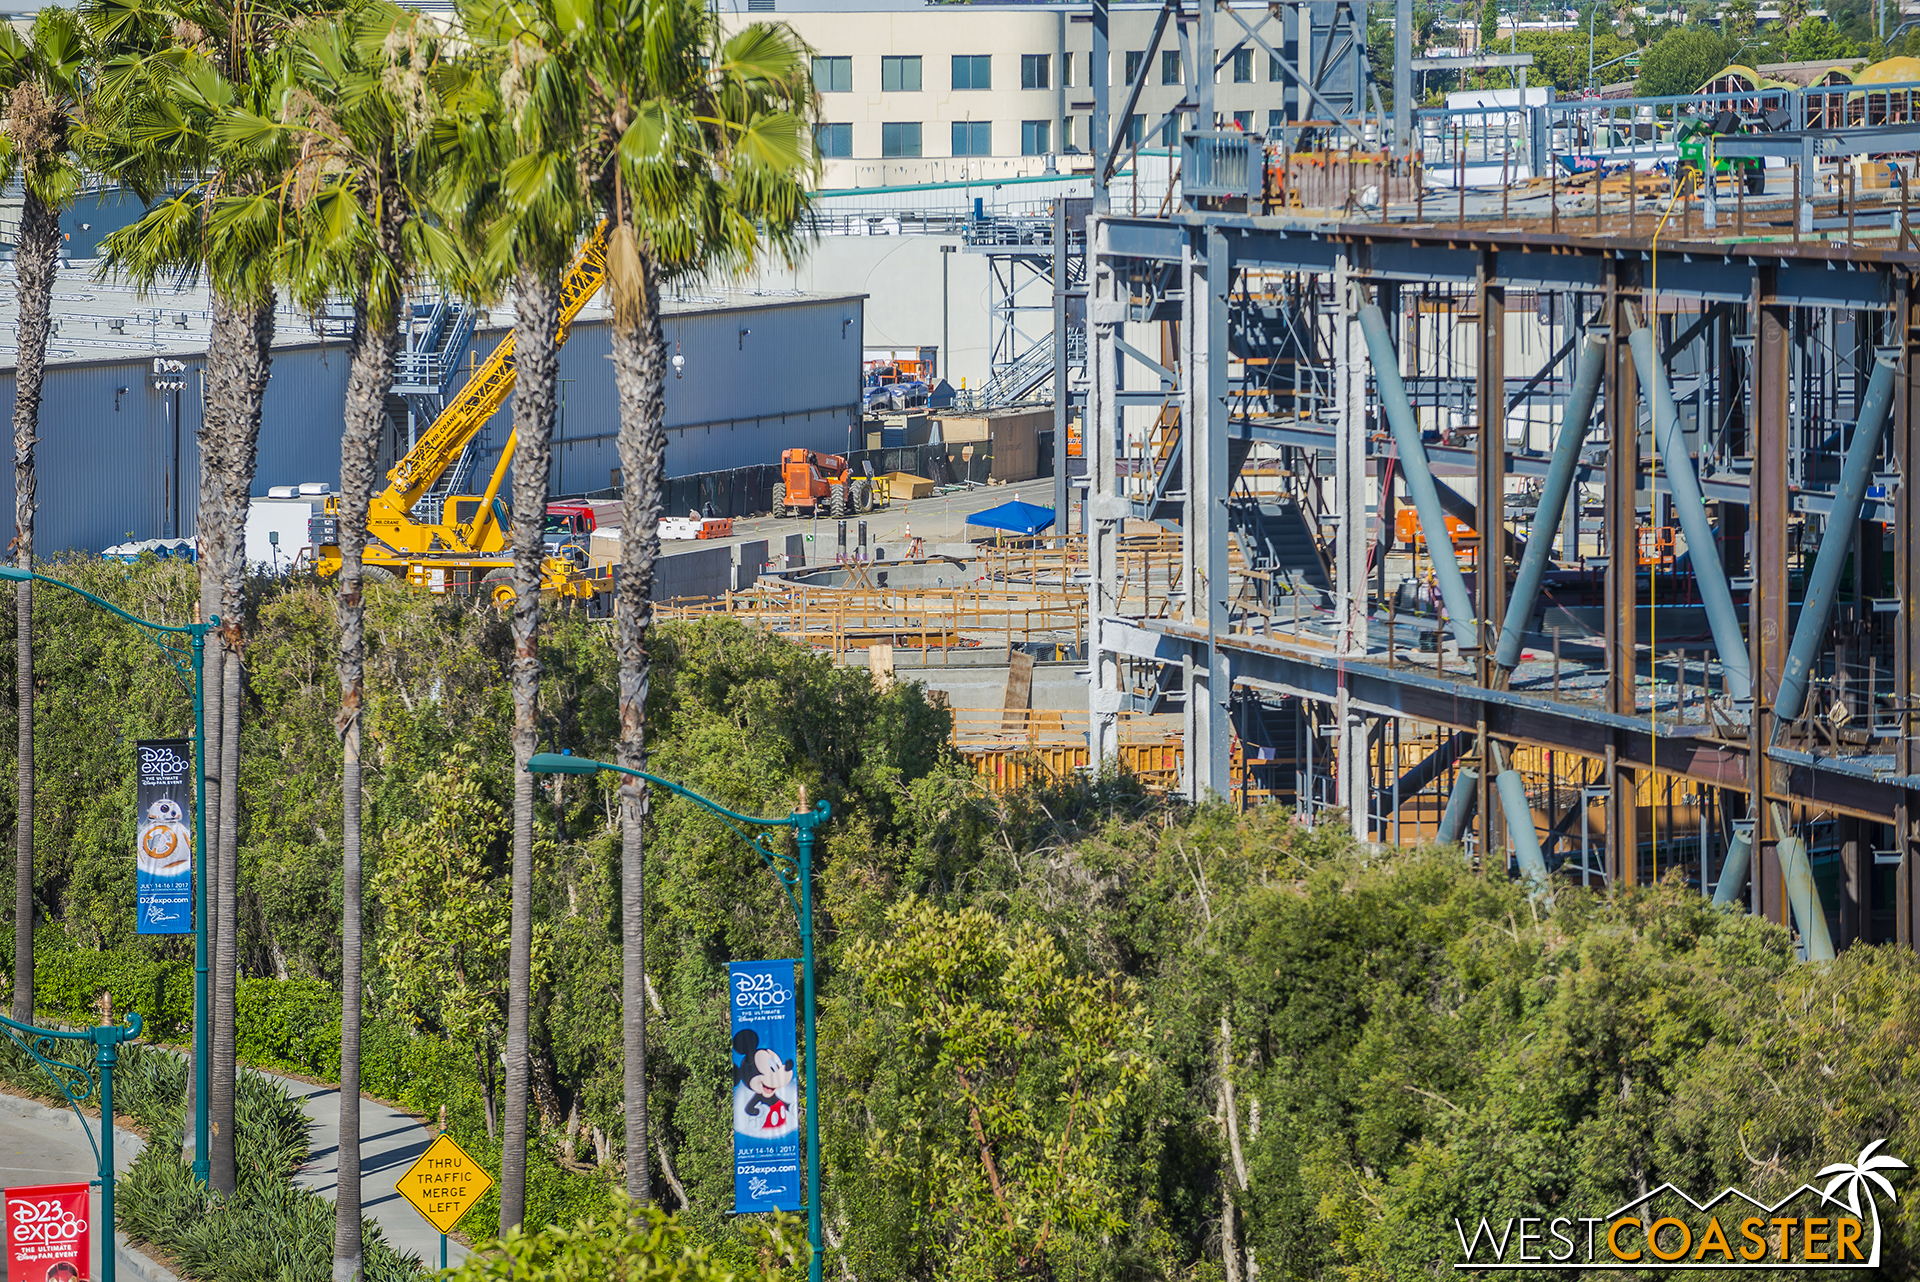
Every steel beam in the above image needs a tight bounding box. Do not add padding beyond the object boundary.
[1606,282,1640,886]
[1336,253,1370,836]
[1495,332,1605,671]
[1630,326,1754,702]
[1182,228,1232,800]
[1360,302,1478,651]
[1087,219,1123,763]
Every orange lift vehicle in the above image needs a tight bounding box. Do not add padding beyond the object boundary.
[310,226,611,606]
[772,449,874,518]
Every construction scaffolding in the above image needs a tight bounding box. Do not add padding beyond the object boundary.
[1072,22,1920,957]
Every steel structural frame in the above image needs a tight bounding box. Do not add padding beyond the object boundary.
[1084,213,1920,953]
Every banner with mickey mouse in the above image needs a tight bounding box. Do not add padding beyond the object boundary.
[135,740,194,935]
[729,960,801,1212]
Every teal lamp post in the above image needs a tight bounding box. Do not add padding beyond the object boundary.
[0,566,216,1183]
[526,752,830,1282]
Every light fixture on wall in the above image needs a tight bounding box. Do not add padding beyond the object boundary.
[738,327,751,350]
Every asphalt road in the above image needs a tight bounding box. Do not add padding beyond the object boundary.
[0,1091,172,1282]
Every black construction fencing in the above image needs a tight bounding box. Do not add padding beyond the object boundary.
[566,433,1055,520]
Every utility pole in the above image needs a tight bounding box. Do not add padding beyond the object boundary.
[1395,0,1412,153]
[940,244,956,383]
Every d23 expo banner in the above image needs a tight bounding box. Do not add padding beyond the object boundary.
[730,960,801,1212]
[135,739,194,936]
[5,1182,90,1282]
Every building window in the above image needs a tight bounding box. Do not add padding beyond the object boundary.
[1267,108,1285,133]
[1021,119,1051,154]
[952,120,992,155]
[881,55,921,92]
[1233,110,1253,130]
[812,56,851,93]
[1269,53,1284,81]
[1124,50,1144,84]
[1160,116,1178,147]
[1062,114,1076,150]
[882,122,921,156]
[952,54,991,90]
[1021,54,1049,90]
[1162,49,1182,84]
[1233,49,1252,82]
[1125,113,1144,145]
[813,122,852,157]
[1063,52,1075,87]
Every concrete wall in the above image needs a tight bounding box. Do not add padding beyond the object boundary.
[654,539,770,602]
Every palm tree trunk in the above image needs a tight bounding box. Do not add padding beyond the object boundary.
[333,284,398,1282]
[608,250,667,1206]
[194,397,227,1174]
[10,190,56,1026]
[204,289,274,1197]
[500,264,561,1232]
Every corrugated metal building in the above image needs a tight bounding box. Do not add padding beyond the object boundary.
[0,291,863,555]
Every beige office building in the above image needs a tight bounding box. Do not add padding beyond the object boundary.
[717,0,1370,189]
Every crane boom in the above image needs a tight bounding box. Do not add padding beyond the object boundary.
[384,223,610,512]
[314,222,618,606]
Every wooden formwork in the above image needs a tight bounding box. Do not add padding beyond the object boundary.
[952,708,1185,793]
[659,581,1088,659]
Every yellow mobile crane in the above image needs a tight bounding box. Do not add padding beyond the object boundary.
[312,226,610,606]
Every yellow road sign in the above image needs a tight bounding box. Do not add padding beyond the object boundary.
[397,1133,494,1235]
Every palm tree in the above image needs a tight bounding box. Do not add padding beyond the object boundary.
[1818,1140,1908,1262]
[275,4,448,1272]
[571,0,814,1205]
[428,5,592,1227]
[85,0,312,1195]
[0,6,88,1028]
[1725,0,1756,46]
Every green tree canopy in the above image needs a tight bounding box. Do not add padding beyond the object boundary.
[1634,25,1733,95]
[1784,15,1857,60]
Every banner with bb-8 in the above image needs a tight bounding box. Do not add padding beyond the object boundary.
[135,740,194,936]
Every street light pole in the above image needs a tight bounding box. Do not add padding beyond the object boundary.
[527,752,830,1282]
[0,566,217,1182]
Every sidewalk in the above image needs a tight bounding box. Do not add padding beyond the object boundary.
[0,1091,180,1282]
[252,1069,473,1269]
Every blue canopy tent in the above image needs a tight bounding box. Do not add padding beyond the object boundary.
[966,500,1055,536]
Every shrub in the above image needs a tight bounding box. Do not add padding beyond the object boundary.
[444,1196,805,1282]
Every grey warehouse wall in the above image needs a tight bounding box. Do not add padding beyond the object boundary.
[0,292,863,556]
[459,295,866,496]
[0,340,352,556]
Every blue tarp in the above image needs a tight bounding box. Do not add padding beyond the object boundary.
[967,500,1055,535]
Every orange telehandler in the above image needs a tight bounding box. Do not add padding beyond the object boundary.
[772,448,873,518]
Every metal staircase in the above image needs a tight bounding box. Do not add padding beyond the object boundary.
[392,294,481,521]
[962,326,1086,411]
